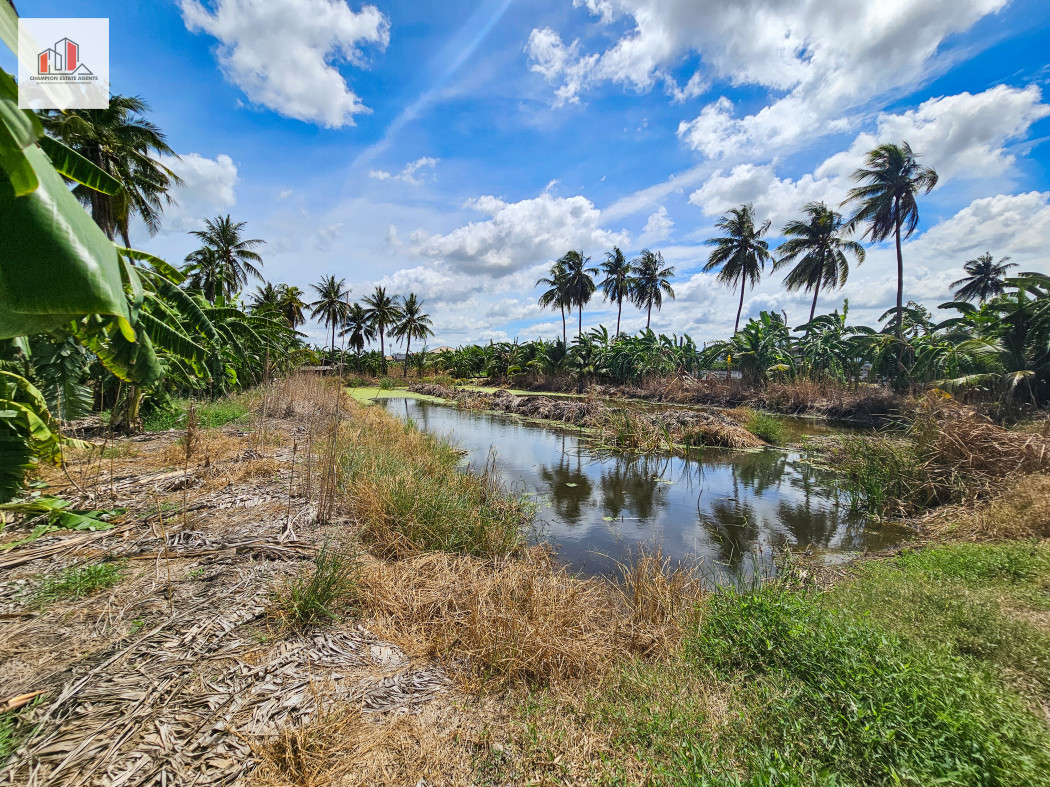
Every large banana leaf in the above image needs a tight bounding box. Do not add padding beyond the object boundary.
[38,136,122,194]
[0,144,133,339]
[117,247,187,283]
[0,69,42,195]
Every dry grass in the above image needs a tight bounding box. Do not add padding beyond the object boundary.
[927,474,1050,541]
[356,548,700,688]
[254,702,487,787]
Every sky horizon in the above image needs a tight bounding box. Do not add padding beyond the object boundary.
[7,0,1050,349]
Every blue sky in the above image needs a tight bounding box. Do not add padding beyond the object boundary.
[10,0,1050,347]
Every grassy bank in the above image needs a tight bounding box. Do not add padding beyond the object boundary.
[6,376,1049,785]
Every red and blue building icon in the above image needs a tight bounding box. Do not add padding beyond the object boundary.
[38,38,91,75]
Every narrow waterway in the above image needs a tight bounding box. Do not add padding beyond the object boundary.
[379,396,903,579]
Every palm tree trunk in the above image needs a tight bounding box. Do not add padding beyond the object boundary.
[646,301,652,330]
[380,329,386,373]
[578,305,583,340]
[560,306,566,345]
[894,198,904,341]
[735,280,746,334]
[330,322,336,364]
[809,286,820,324]
[616,297,622,338]
[403,335,411,378]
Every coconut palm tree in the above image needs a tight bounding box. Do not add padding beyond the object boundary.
[278,285,307,328]
[41,95,182,247]
[844,141,938,339]
[952,252,1018,303]
[631,249,676,330]
[704,203,773,334]
[537,259,571,345]
[341,302,376,364]
[308,276,351,361]
[600,247,634,337]
[249,282,282,315]
[362,286,404,371]
[561,250,598,340]
[392,293,435,378]
[775,202,866,324]
[185,215,265,303]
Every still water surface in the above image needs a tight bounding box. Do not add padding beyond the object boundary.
[380,397,902,578]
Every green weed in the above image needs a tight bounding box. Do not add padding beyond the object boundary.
[34,562,125,604]
[143,396,249,431]
[275,543,359,627]
[743,409,786,445]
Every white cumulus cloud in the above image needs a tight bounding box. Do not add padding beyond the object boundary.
[369,156,439,185]
[411,189,629,277]
[160,153,239,231]
[179,0,389,128]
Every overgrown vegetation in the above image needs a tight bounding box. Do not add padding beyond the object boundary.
[740,408,786,444]
[343,403,533,558]
[142,396,250,432]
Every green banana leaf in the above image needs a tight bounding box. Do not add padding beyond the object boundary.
[38,136,122,194]
[0,144,133,339]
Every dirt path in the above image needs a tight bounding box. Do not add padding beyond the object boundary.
[0,384,466,786]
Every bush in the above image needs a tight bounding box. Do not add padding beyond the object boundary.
[684,581,1050,785]
[378,377,398,390]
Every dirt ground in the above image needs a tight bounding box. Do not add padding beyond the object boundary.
[0,384,501,787]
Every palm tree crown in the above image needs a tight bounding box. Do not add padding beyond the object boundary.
[362,286,404,369]
[42,95,182,247]
[775,202,866,324]
[341,302,376,358]
[560,250,598,340]
[704,203,773,333]
[278,285,307,328]
[185,215,265,303]
[844,141,938,338]
[951,253,1017,303]
[537,259,572,345]
[631,249,676,330]
[600,246,634,337]
[308,275,351,360]
[392,293,435,377]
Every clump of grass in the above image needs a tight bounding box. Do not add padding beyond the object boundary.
[275,543,359,627]
[378,376,398,390]
[741,408,786,445]
[345,403,531,558]
[930,474,1050,541]
[34,562,125,604]
[685,579,1050,785]
[358,552,622,686]
[345,375,369,388]
[616,548,702,657]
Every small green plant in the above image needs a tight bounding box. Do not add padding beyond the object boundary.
[34,561,125,604]
[129,618,146,634]
[275,543,359,627]
[378,377,398,390]
[743,409,786,445]
[346,375,367,388]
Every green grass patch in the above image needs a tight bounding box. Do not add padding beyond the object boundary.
[678,579,1050,785]
[274,543,359,627]
[34,561,125,604]
[143,396,250,431]
[742,409,786,445]
[832,542,1050,701]
[346,406,532,558]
